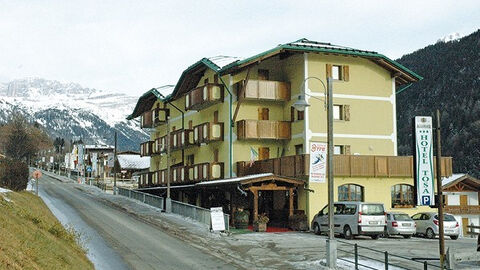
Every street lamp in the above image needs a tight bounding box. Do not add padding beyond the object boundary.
[293,76,336,268]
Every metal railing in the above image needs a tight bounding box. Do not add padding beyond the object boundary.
[117,187,229,231]
[336,239,446,270]
[117,187,164,211]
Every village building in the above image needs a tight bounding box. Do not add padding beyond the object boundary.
[127,39,453,229]
[442,174,480,237]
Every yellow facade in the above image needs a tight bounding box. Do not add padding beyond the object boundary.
[134,39,426,226]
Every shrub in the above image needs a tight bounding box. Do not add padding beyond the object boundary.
[0,158,29,191]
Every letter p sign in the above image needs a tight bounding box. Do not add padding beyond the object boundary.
[422,196,431,206]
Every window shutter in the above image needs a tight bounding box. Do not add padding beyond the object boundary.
[326,64,332,79]
[345,145,351,155]
[291,106,295,122]
[343,105,350,121]
[343,65,350,81]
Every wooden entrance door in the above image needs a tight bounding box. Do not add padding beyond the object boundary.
[460,195,468,206]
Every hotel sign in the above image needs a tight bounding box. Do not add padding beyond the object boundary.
[414,116,435,206]
[309,142,327,183]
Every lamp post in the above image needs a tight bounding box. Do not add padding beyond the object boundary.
[293,76,336,268]
[113,131,117,195]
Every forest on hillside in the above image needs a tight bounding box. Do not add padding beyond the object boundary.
[396,30,480,177]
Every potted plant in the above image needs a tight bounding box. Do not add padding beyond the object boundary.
[253,213,269,232]
[234,208,249,229]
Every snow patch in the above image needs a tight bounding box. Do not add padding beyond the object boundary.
[0,187,11,193]
[437,32,463,43]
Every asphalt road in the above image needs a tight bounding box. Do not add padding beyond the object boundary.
[38,172,237,270]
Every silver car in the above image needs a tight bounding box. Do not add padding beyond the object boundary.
[411,212,459,240]
[384,212,416,238]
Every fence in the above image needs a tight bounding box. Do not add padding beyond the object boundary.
[117,187,229,231]
[336,239,447,270]
[117,187,164,211]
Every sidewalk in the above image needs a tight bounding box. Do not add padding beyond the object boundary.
[42,170,328,269]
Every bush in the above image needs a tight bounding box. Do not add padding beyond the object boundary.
[0,158,29,191]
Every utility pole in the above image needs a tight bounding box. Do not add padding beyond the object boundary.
[435,109,446,267]
[326,77,337,268]
[114,131,117,195]
[165,116,172,212]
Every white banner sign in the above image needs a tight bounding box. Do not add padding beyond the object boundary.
[50,156,54,163]
[415,116,435,206]
[309,142,327,183]
[210,207,226,231]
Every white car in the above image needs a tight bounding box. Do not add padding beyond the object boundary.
[411,212,459,240]
[312,202,386,240]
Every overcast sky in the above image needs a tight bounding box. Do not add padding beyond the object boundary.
[0,0,478,96]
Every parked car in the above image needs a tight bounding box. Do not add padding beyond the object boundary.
[411,212,459,240]
[312,202,386,240]
[384,212,416,238]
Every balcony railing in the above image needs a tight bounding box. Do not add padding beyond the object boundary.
[140,108,169,128]
[236,120,291,140]
[237,154,453,178]
[235,79,290,102]
[171,129,195,151]
[185,83,224,111]
[139,172,153,188]
[444,205,480,215]
[146,162,224,187]
[140,141,154,156]
[193,122,224,144]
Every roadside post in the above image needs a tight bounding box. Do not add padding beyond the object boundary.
[435,110,446,268]
[32,170,42,196]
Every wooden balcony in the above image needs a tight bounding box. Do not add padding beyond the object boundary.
[140,141,154,157]
[144,163,225,187]
[444,205,480,215]
[236,120,291,140]
[193,122,224,144]
[138,172,153,188]
[140,108,169,128]
[235,79,290,102]
[237,154,453,178]
[185,83,224,111]
[171,129,195,151]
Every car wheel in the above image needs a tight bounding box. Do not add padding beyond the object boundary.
[426,228,435,239]
[450,235,458,240]
[403,234,412,239]
[371,234,380,240]
[344,225,353,240]
[313,223,321,235]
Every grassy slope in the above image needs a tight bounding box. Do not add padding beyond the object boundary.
[0,191,93,270]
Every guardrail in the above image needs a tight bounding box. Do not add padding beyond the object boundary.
[117,187,229,231]
[336,239,446,269]
[117,187,164,210]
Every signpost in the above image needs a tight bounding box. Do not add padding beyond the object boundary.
[414,116,435,206]
[210,207,226,231]
[309,142,327,183]
[32,170,42,196]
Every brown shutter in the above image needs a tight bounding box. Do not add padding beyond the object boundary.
[214,149,219,162]
[343,65,350,81]
[259,147,270,160]
[344,145,351,155]
[291,106,295,122]
[188,120,193,129]
[343,105,350,121]
[326,64,332,79]
[213,111,219,123]
[259,108,269,120]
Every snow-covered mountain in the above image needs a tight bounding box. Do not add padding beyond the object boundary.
[0,78,148,151]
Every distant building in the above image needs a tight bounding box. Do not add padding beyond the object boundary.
[443,174,480,237]
[114,152,150,179]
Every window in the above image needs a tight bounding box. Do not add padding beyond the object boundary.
[188,120,193,129]
[186,154,194,166]
[338,184,364,201]
[295,144,303,155]
[333,105,342,120]
[334,145,344,155]
[332,65,342,80]
[258,108,269,120]
[258,147,269,160]
[391,184,415,208]
[297,110,304,120]
[327,64,349,81]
